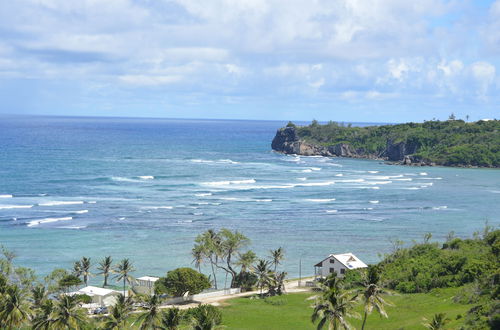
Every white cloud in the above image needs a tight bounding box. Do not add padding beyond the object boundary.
[470,61,496,99]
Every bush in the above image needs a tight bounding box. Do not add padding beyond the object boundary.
[155,267,211,297]
[233,271,258,291]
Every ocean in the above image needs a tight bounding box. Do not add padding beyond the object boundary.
[0,116,499,282]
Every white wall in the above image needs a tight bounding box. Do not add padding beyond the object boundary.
[320,257,347,277]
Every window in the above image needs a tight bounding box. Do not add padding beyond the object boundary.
[329,258,335,264]
[340,269,345,275]
[329,268,335,274]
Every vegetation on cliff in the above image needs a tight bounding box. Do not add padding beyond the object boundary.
[286,119,500,167]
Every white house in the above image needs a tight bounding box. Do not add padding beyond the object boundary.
[314,253,367,278]
[68,286,121,307]
[133,276,160,294]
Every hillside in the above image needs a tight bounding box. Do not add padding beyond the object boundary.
[271,119,500,167]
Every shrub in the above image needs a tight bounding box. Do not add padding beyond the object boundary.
[155,267,211,297]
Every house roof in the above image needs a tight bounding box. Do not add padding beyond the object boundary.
[314,253,368,269]
[136,276,159,282]
[77,286,120,297]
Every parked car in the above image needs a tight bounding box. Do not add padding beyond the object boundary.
[93,306,108,315]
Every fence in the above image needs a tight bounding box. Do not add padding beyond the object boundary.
[163,288,241,305]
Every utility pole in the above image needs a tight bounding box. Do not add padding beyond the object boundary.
[298,258,302,287]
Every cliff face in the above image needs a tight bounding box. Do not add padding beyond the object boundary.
[271,127,431,165]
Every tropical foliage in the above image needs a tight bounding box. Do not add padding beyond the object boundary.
[291,119,500,167]
[155,267,211,297]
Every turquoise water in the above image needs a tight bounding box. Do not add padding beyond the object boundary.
[0,116,499,282]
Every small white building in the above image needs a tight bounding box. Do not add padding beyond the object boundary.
[133,276,160,294]
[314,253,367,278]
[69,286,121,307]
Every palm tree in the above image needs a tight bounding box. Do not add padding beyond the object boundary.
[423,313,450,330]
[0,284,33,329]
[102,294,134,330]
[218,229,250,287]
[195,229,222,289]
[236,250,257,272]
[79,257,92,286]
[31,285,48,309]
[49,294,88,329]
[32,299,54,330]
[190,304,223,330]
[114,258,135,295]
[72,261,82,278]
[269,247,285,272]
[134,294,164,330]
[267,271,287,296]
[311,287,359,330]
[97,256,113,287]
[192,245,204,273]
[161,307,182,330]
[253,259,271,297]
[358,266,393,330]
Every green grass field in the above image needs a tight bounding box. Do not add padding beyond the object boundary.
[221,288,473,329]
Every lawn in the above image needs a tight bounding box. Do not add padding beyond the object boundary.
[221,287,473,329]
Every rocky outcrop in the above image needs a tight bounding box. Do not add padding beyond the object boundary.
[271,127,430,166]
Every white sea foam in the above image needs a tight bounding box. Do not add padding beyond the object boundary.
[73,210,89,214]
[191,159,214,163]
[27,217,73,227]
[305,198,336,202]
[39,201,84,206]
[335,174,343,177]
[0,194,13,198]
[432,206,448,210]
[141,206,173,210]
[192,212,203,216]
[490,190,500,194]
[301,169,313,173]
[336,179,365,183]
[296,181,336,187]
[404,187,421,190]
[393,178,413,181]
[311,167,322,171]
[138,175,154,180]
[369,200,379,204]
[87,201,97,204]
[218,159,239,164]
[419,177,442,180]
[58,226,86,229]
[111,176,140,182]
[366,181,392,185]
[118,217,126,220]
[297,177,307,181]
[211,202,222,205]
[195,193,212,197]
[364,207,374,210]
[0,205,33,209]
[368,171,379,173]
[255,199,273,202]
[202,179,256,186]
[197,202,209,205]
[326,210,338,213]
[419,172,428,176]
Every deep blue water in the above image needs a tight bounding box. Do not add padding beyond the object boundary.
[0,116,499,283]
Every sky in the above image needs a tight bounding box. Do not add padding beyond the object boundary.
[0,0,499,122]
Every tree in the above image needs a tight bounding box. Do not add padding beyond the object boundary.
[218,229,250,288]
[44,268,69,294]
[78,257,92,286]
[194,229,223,289]
[134,294,164,330]
[236,250,257,273]
[58,275,82,293]
[253,259,271,297]
[269,247,285,272]
[192,245,204,273]
[102,294,134,330]
[423,313,450,329]
[156,268,211,297]
[114,258,135,295]
[97,256,113,287]
[311,279,359,330]
[49,294,88,329]
[0,284,33,329]
[266,271,287,296]
[358,266,393,330]
[189,304,222,330]
[31,285,48,309]
[161,307,182,330]
[32,299,54,330]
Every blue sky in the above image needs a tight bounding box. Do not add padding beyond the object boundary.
[0,0,499,122]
